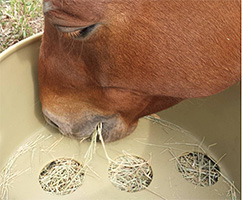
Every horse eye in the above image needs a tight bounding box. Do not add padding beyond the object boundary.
[56,24,98,39]
[79,24,97,38]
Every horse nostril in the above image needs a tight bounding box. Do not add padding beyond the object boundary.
[44,115,59,129]
[49,120,59,129]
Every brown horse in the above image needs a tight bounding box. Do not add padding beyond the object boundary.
[38,0,240,142]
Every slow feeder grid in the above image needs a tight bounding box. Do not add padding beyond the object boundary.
[1,119,238,199]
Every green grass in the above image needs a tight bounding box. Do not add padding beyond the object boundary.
[0,0,44,53]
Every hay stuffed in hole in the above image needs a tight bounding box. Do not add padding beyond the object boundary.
[39,158,85,195]
[177,152,220,187]
[38,123,102,195]
[108,155,153,192]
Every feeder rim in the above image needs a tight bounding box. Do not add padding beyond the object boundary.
[0,32,43,62]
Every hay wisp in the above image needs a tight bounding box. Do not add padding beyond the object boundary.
[0,129,52,200]
[144,115,190,134]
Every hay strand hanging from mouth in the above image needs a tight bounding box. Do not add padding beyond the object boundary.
[83,126,99,167]
[96,123,114,163]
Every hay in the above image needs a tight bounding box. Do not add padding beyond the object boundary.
[97,123,166,199]
[108,154,153,193]
[134,139,187,152]
[226,181,237,200]
[165,137,206,153]
[44,136,64,153]
[219,172,240,195]
[96,123,114,162]
[83,125,99,167]
[1,117,239,199]
[144,115,190,134]
[0,129,52,200]
[143,115,240,196]
[0,126,99,198]
[39,125,100,195]
[39,158,84,195]
[168,148,240,196]
[176,151,220,187]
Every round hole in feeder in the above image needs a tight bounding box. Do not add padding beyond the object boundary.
[39,158,85,195]
[177,152,220,187]
[108,155,153,192]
